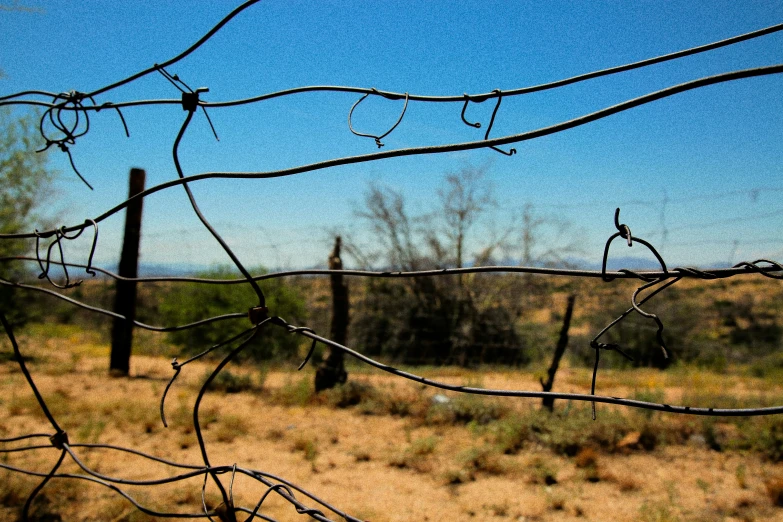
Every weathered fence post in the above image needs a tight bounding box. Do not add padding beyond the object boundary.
[540,294,576,411]
[315,236,349,391]
[109,168,145,376]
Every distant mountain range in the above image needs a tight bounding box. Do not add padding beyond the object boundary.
[123,256,727,278]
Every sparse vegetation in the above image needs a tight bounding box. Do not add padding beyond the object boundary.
[3,276,783,521]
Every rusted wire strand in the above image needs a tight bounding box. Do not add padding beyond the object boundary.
[3,255,781,284]
[2,4,783,520]
[4,64,783,242]
[277,321,783,416]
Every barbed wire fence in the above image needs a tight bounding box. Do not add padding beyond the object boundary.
[1,1,783,519]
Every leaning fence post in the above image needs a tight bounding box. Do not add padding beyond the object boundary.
[109,168,146,376]
[540,294,576,411]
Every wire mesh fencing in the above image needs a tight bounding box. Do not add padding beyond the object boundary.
[1,1,783,520]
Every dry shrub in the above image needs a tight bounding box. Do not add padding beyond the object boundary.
[493,417,528,455]
[616,474,641,492]
[574,447,600,482]
[291,434,319,462]
[548,493,567,511]
[458,445,507,476]
[203,368,256,394]
[527,455,558,485]
[351,447,372,462]
[765,477,783,507]
[266,427,285,441]
[322,380,377,408]
[426,394,508,426]
[389,436,438,472]
[574,447,598,468]
[442,468,474,485]
[214,413,249,443]
[272,377,313,406]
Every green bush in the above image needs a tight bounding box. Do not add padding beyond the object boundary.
[203,368,259,393]
[158,266,307,362]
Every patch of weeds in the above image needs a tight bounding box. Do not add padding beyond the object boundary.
[266,428,285,441]
[696,478,711,494]
[177,432,193,450]
[351,447,372,462]
[486,501,510,517]
[76,418,106,443]
[754,416,783,462]
[17,477,86,521]
[735,463,747,489]
[527,456,558,485]
[547,491,567,511]
[616,474,640,492]
[272,377,313,407]
[574,447,598,468]
[639,501,680,522]
[389,436,439,472]
[363,387,423,417]
[451,395,508,425]
[493,417,528,455]
[765,477,783,507]
[700,418,723,452]
[323,381,376,408]
[0,470,34,508]
[7,393,36,416]
[0,351,33,363]
[167,395,197,431]
[291,434,319,462]
[103,491,157,522]
[410,436,438,456]
[442,468,474,485]
[524,407,631,456]
[458,445,507,476]
[383,393,416,416]
[214,414,250,443]
[203,369,255,394]
[426,394,508,426]
[574,447,600,483]
[631,389,665,420]
[98,398,161,435]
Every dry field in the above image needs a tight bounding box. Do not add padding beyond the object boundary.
[2,326,783,522]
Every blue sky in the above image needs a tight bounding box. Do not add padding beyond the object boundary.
[1,1,782,272]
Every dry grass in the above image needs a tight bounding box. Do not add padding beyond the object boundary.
[2,331,783,521]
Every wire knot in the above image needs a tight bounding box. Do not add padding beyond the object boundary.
[49,430,69,450]
[248,306,269,325]
[181,91,200,112]
[590,339,634,361]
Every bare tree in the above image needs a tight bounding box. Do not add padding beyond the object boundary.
[434,166,494,271]
[351,165,526,366]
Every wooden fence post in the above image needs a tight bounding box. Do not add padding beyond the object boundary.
[109,168,145,376]
[540,294,576,411]
[315,236,349,392]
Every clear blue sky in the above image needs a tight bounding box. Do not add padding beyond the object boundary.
[2,1,782,271]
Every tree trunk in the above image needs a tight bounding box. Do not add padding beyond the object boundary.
[540,294,576,411]
[315,236,349,392]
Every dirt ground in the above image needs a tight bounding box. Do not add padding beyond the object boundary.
[2,333,783,522]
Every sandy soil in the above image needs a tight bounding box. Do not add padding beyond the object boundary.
[1,340,783,522]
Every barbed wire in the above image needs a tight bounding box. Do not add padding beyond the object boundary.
[2,1,783,520]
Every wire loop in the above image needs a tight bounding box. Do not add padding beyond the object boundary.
[348,89,409,148]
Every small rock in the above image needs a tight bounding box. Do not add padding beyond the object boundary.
[431,394,451,405]
[688,434,707,448]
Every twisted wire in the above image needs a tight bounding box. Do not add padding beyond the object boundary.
[1,2,782,520]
